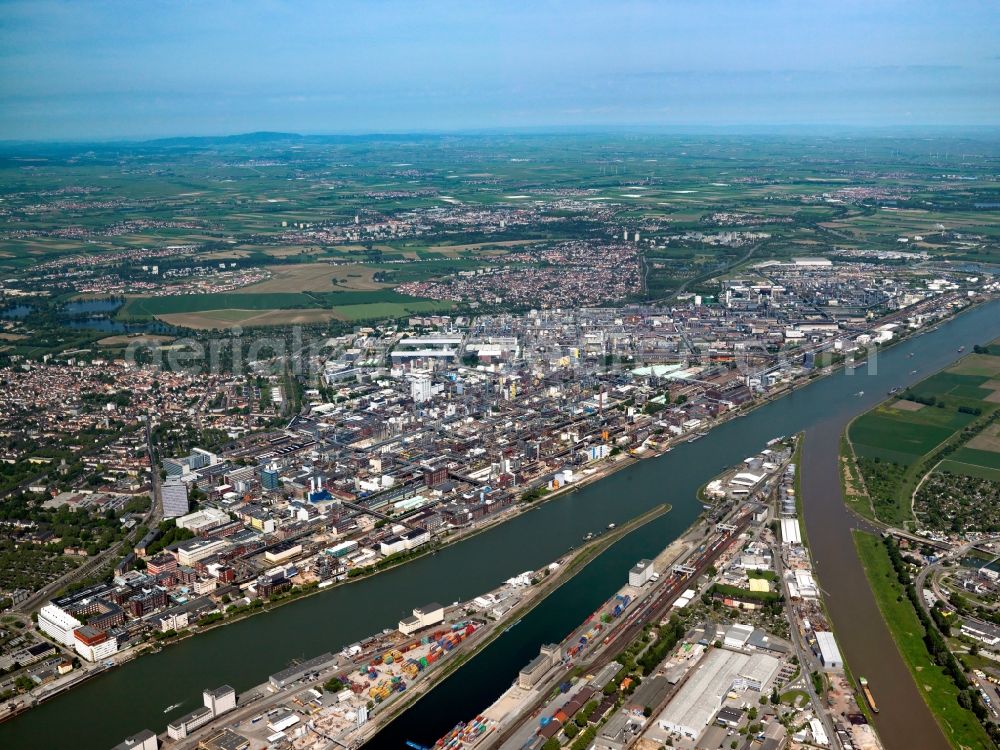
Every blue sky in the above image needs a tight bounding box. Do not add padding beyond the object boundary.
[0,0,997,140]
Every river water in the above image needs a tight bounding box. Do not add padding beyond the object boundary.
[3,301,998,750]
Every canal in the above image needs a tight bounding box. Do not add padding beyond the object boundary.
[2,301,998,750]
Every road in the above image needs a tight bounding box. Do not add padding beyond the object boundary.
[772,537,837,745]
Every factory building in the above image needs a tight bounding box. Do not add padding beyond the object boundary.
[380,528,430,557]
[327,540,358,558]
[175,538,229,566]
[37,604,82,647]
[73,625,119,662]
[175,507,230,534]
[265,541,303,564]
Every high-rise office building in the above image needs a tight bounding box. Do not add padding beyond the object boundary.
[162,478,189,519]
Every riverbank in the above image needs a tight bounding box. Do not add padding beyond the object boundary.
[853,531,993,750]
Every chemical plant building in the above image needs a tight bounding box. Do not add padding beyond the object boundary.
[37,586,125,662]
[43,282,967,680]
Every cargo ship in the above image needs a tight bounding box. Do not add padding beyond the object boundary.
[859,677,879,713]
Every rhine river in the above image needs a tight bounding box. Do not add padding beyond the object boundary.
[3,300,999,750]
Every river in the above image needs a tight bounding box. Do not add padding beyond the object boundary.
[3,300,998,750]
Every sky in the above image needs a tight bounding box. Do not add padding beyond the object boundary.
[0,0,998,140]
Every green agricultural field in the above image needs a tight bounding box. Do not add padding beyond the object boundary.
[849,409,965,465]
[119,288,449,326]
[949,446,1000,471]
[854,531,995,750]
[847,346,1000,526]
[906,371,994,403]
[120,292,319,319]
[936,459,1000,482]
[332,300,454,321]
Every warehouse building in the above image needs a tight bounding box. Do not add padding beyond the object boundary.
[269,652,337,689]
[203,685,237,717]
[167,706,213,740]
[780,518,802,546]
[111,729,158,750]
[199,729,250,750]
[398,603,445,635]
[723,623,754,649]
[628,559,656,588]
[518,643,561,689]
[656,648,781,739]
[815,631,843,668]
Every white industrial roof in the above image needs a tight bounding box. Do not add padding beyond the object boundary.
[816,631,843,665]
[780,518,802,545]
[656,649,780,738]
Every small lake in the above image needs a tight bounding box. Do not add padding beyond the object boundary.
[0,304,33,319]
[63,299,124,315]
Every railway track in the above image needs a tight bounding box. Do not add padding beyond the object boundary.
[486,508,752,750]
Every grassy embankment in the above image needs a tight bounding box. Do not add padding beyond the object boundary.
[853,531,995,750]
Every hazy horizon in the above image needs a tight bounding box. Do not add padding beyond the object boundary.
[1,0,998,140]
